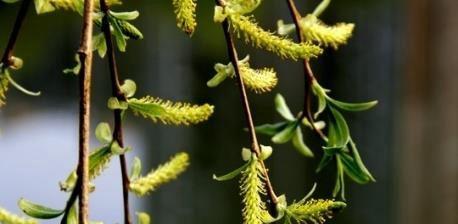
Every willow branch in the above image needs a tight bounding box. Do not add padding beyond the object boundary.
[99,1,131,224]
[76,0,95,222]
[215,0,279,216]
[286,0,327,141]
[1,0,31,67]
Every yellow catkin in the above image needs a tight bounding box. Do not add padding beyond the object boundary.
[130,152,190,196]
[128,96,214,126]
[301,14,354,49]
[236,66,278,93]
[287,199,346,223]
[225,0,262,15]
[0,207,38,224]
[240,159,266,224]
[172,0,197,35]
[0,73,9,107]
[229,15,322,60]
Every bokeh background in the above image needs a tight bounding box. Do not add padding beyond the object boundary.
[0,0,456,223]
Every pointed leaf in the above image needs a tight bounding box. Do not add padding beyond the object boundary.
[274,94,295,121]
[130,157,142,181]
[271,122,298,144]
[339,152,371,184]
[66,203,78,224]
[213,161,251,181]
[312,81,327,118]
[327,97,378,112]
[254,122,289,136]
[349,139,375,181]
[109,17,127,52]
[18,198,64,219]
[109,11,140,21]
[329,106,350,147]
[291,127,314,157]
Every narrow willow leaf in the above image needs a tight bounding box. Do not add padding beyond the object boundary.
[254,122,288,136]
[129,152,190,196]
[128,96,214,126]
[0,206,38,224]
[312,0,331,17]
[291,127,314,157]
[298,183,318,203]
[329,106,350,147]
[109,10,139,21]
[339,153,371,184]
[117,20,144,40]
[213,160,250,181]
[130,157,142,181]
[312,81,327,118]
[109,16,127,52]
[95,122,112,144]
[229,15,322,60]
[274,94,295,121]
[327,97,378,112]
[349,139,375,181]
[172,0,197,35]
[316,154,332,173]
[332,157,344,199]
[207,71,229,87]
[271,122,298,144]
[18,198,63,219]
[136,212,150,224]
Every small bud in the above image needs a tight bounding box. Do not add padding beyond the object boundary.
[241,147,252,161]
[9,56,23,70]
[259,145,273,160]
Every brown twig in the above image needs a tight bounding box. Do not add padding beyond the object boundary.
[215,0,279,216]
[286,0,327,141]
[1,0,31,67]
[99,1,131,223]
[76,0,95,222]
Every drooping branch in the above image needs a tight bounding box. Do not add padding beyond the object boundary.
[76,0,95,222]
[215,0,279,216]
[1,0,31,67]
[286,0,327,141]
[99,1,132,223]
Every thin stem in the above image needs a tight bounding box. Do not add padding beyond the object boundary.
[99,1,131,224]
[1,0,31,67]
[286,0,327,141]
[76,0,95,222]
[216,0,279,215]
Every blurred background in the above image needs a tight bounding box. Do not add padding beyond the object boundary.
[0,0,456,223]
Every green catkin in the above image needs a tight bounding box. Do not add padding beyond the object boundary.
[172,0,197,35]
[117,20,144,40]
[240,159,267,224]
[0,73,9,107]
[128,96,214,126]
[129,152,190,196]
[229,15,322,60]
[0,207,38,224]
[301,15,354,49]
[287,199,346,223]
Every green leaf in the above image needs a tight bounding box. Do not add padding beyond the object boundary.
[349,139,375,181]
[110,141,130,155]
[92,33,107,58]
[316,154,332,173]
[207,72,229,87]
[329,106,350,147]
[95,122,112,144]
[333,156,346,200]
[109,17,127,52]
[66,203,78,224]
[259,145,273,160]
[89,146,112,177]
[312,81,327,118]
[120,79,137,98]
[117,20,144,40]
[2,0,20,3]
[274,94,295,121]
[109,10,140,21]
[130,157,142,181]
[254,122,289,136]
[291,127,314,157]
[107,97,129,110]
[213,161,251,181]
[326,97,378,112]
[18,198,64,219]
[127,99,165,116]
[136,212,151,224]
[271,122,298,144]
[339,153,371,184]
[33,0,56,14]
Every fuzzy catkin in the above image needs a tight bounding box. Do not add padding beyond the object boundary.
[240,159,266,224]
[229,15,322,60]
[287,199,346,223]
[130,152,190,196]
[301,15,354,49]
[0,207,38,224]
[172,0,197,35]
[128,96,214,126]
[0,73,9,107]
